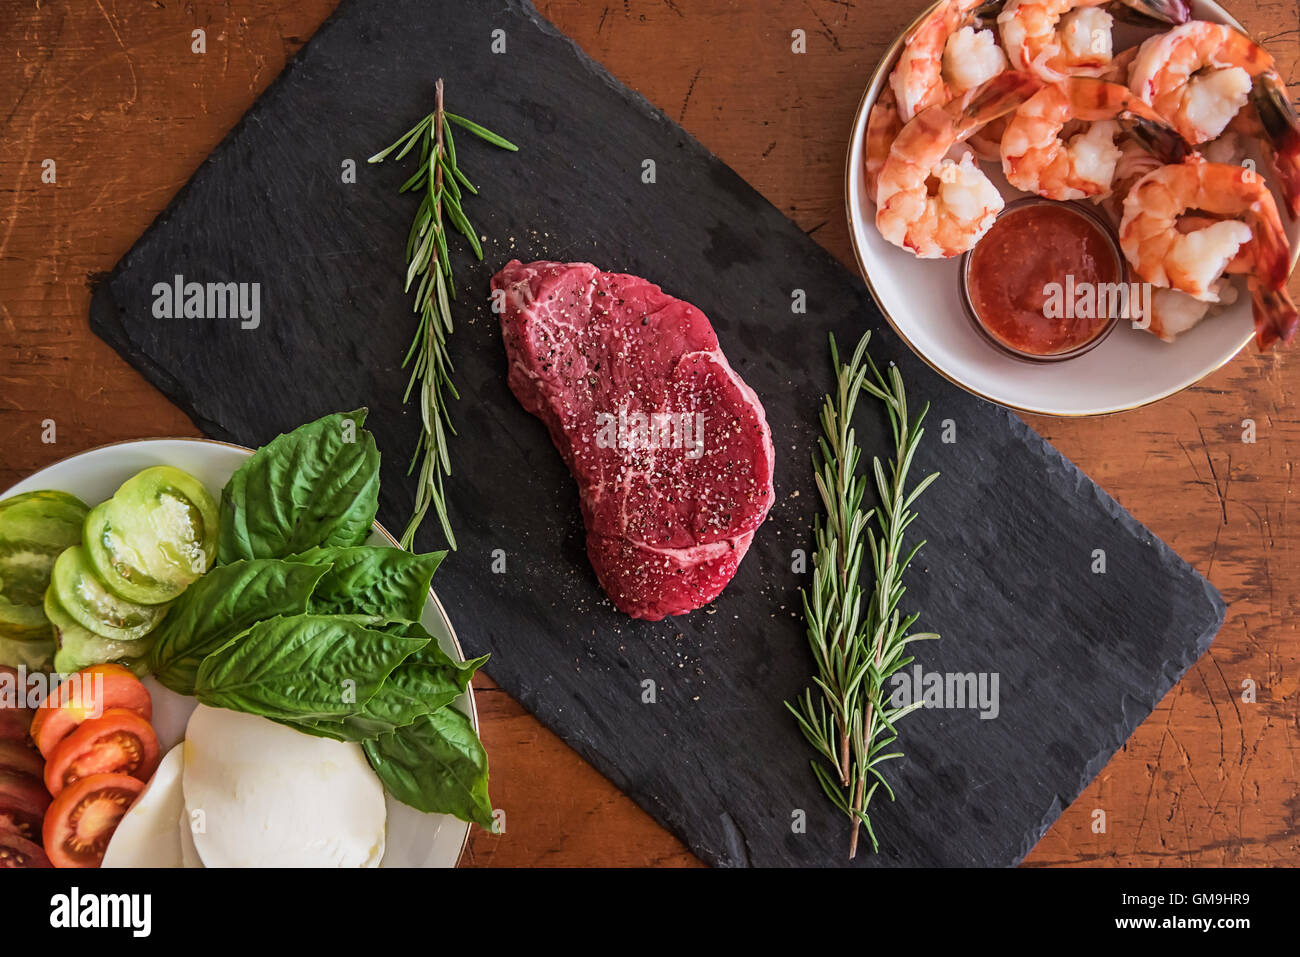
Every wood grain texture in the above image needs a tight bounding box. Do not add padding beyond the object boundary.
[1,0,1296,867]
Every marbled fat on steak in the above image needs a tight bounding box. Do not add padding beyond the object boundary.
[492,260,776,620]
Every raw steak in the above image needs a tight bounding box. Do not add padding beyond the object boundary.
[492,261,775,620]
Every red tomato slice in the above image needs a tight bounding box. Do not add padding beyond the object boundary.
[44,709,159,797]
[42,772,143,868]
[0,709,32,743]
[0,670,33,741]
[0,823,52,868]
[0,769,53,844]
[0,665,33,722]
[0,739,44,780]
[31,664,151,760]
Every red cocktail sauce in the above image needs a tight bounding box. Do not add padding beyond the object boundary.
[965,203,1121,358]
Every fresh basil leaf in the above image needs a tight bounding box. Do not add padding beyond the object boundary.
[364,619,487,723]
[218,409,381,564]
[348,649,470,732]
[391,619,488,692]
[194,614,426,721]
[148,559,330,695]
[293,546,446,623]
[364,707,493,828]
[290,621,487,741]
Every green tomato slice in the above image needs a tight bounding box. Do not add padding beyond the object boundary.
[44,588,151,676]
[0,490,90,641]
[84,466,219,604]
[0,633,53,672]
[49,546,167,642]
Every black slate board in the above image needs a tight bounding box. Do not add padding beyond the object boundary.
[89,0,1223,867]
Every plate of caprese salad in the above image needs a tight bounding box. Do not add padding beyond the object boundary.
[0,410,490,868]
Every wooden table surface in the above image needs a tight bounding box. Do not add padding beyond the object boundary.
[1,0,1297,867]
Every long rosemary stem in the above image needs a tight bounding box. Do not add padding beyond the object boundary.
[787,332,939,859]
[368,81,517,551]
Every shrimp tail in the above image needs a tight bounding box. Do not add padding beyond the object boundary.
[1251,74,1300,218]
[1273,140,1300,220]
[1117,113,1190,165]
[973,0,1008,18]
[865,86,904,203]
[1249,199,1294,292]
[1246,188,1298,349]
[1250,283,1299,351]
[959,70,1042,132]
[1111,0,1190,26]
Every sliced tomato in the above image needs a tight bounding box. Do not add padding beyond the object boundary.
[0,665,34,740]
[49,546,167,641]
[31,664,151,759]
[84,468,218,604]
[42,772,143,868]
[44,709,158,797]
[0,769,53,843]
[0,739,43,780]
[0,709,31,743]
[0,824,52,868]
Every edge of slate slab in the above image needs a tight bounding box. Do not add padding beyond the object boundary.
[1007,418,1225,865]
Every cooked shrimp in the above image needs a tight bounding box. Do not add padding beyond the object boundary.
[1144,285,1236,341]
[998,0,1187,82]
[1120,155,1297,349]
[1001,77,1186,199]
[945,25,1011,94]
[877,72,1041,258]
[891,0,1007,120]
[1198,76,1300,217]
[1128,22,1279,142]
[1136,222,1238,340]
[1121,163,1260,299]
[865,85,905,201]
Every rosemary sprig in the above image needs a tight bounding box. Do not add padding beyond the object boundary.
[786,331,939,859]
[368,79,517,550]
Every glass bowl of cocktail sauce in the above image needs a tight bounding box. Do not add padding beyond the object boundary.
[959,198,1125,362]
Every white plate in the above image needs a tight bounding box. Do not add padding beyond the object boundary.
[2,437,475,868]
[845,0,1300,416]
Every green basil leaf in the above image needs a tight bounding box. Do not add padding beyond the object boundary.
[293,546,446,623]
[364,707,493,828]
[218,409,381,564]
[290,621,487,741]
[148,559,330,695]
[349,652,467,732]
[195,614,426,721]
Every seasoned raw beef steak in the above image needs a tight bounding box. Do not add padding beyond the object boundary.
[492,260,775,620]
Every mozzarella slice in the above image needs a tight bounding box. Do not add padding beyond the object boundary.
[101,744,186,868]
[178,808,203,868]
[182,704,386,867]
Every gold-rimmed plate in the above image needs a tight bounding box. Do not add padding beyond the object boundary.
[2,436,475,868]
[845,0,1299,416]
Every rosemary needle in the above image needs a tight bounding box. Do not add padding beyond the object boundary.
[787,331,940,858]
[368,79,517,550]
